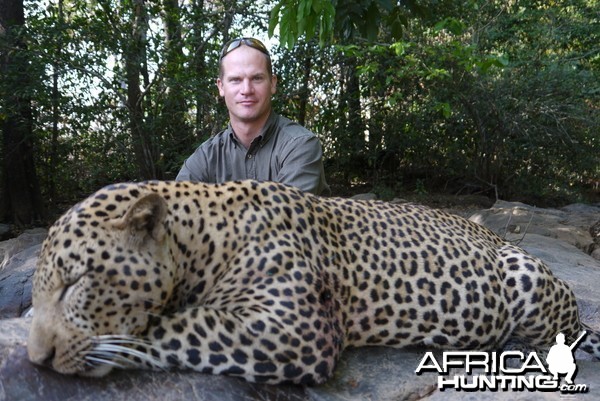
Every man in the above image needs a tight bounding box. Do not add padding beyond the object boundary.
[176,37,329,195]
[546,332,585,385]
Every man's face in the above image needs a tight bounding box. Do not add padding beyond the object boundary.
[217,45,277,126]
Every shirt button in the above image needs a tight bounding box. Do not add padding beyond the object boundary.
[247,154,252,159]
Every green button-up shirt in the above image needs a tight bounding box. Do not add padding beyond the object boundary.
[176,112,329,195]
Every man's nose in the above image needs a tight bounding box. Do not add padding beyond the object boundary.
[240,79,253,94]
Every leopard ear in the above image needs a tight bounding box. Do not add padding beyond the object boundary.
[113,193,168,246]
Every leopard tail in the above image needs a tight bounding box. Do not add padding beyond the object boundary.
[578,323,600,359]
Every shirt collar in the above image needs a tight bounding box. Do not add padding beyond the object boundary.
[259,111,278,144]
[227,111,278,147]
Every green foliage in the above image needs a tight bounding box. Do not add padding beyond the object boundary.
[269,0,335,47]
[270,0,432,47]
[269,0,598,203]
[1,0,598,220]
[9,0,267,206]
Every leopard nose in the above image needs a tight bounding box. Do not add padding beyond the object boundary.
[27,329,57,367]
[29,345,56,368]
[40,347,56,368]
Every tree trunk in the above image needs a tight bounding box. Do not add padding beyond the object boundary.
[335,54,365,175]
[191,0,209,139]
[345,56,364,151]
[125,0,158,179]
[48,0,64,202]
[191,0,235,139]
[160,0,191,175]
[297,52,312,127]
[0,0,45,226]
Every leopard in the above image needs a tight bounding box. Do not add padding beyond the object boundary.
[27,180,600,385]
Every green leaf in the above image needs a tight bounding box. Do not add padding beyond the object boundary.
[302,0,313,24]
[364,2,381,41]
[268,2,284,37]
[305,15,316,41]
[318,2,335,46]
[476,55,509,73]
[312,0,322,14]
[390,41,409,56]
[437,102,452,118]
[434,17,466,35]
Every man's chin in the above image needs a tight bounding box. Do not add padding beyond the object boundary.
[232,109,269,125]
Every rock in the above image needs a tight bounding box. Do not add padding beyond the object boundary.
[0,244,39,319]
[590,219,600,259]
[0,228,47,270]
[0,224,10,241]
[306,347,441,401]
[590,219,600,241]
[469,201,599,256]
[0,229,46,319]
[350,193,377,201]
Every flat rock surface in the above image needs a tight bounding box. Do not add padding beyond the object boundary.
[469,201,600,257]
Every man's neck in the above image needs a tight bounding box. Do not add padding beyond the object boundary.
[230,112,272,149]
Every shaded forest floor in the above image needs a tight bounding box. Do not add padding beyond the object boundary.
[328,175,600,217]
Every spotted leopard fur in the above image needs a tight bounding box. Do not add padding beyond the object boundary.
[28,180,600,384]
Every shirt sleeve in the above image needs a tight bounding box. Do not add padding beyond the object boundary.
[175,145,211,182]
[277,134,329,195]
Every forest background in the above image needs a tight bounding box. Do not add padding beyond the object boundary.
[1,0,598,227]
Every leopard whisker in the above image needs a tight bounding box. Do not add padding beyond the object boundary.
[87,343,166,370]
[92,334,153,347]
[86,349,142,369]
[85,356,128,369]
